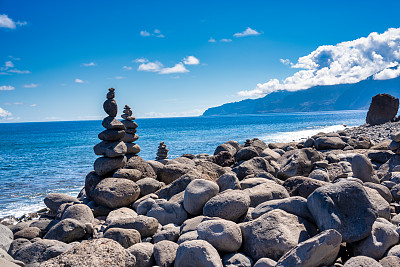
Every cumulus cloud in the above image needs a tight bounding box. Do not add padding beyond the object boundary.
[137,60,163,72]
[280,59,292,66]
[24,83,38,88]
[208,37,216,43]
[234,27,261,37]
[0,107,12,119]
[0,15,27,29]
[30,104,37,107]
[159,63,189,74]
[238,28,400,98]
[81,62,96,67]
[140,30,151,37]
[0,85,15,91]
[220,38,232,42]
[183,56,200,65]
[75,78,87,83]
[1,60,30,74]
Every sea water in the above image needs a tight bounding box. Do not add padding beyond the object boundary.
[0,110,366,217]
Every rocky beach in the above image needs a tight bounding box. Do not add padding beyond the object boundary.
[1,90,400,267]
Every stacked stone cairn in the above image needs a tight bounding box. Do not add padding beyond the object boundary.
[6,93,400,267]
[121,105,141,158]
[156,141,169,161]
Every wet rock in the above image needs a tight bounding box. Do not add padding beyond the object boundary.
[276,229,342,267]
[175,240,222,267]
[307,180,378,242]
[92,178,140,209]
[183,179,219,215]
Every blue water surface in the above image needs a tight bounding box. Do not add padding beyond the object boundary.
[0,110,366,217]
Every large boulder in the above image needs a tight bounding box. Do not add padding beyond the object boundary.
[277,148,323,179]
[183,179,219,215]
[216,172,241,192]
[103,228,141,248]
[197,219,242,253]
[175,240,222,267]
[366,93,399,125]
[44,218,86,243]
[158,164,192,184]
[91,178,140,209]
[93,156,127,177]
[153,240,179,267]
[126,243,154,267]
[352,154,379,183]
[234,157,274,180]
[106,215,158,238]
[314,136,346,150]
[147,200,188,225]
[61,204,94,224]
[43,193,80,213]
[203,189,250,221]
[276,229,342,267]
[351,218,399,260]
[14,227,41,240]
[0,224,13,251]
[13,239,72,265]
[239,209,312,261]
[307,180,378,242]
[136,178,164,196]
[243,181,290,207]
[40,238,135,267]
[283,176,329,198]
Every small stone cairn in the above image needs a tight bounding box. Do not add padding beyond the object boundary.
[121,105,141,158]
[156,141,169,160]
[93,88,127,177]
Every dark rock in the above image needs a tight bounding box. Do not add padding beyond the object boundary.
[183,179,219,215]
[137,178,164,196]
[44,218,86,243]
[158,164,192,184]
[103,228,141,248]
[155,173,200,200]
[7,238,30,257]
[277,148,323,179]
[126,143,141,154]
[98,129,126,141]
[103,99,118,117]
[235,147,259,162]
[147,200,188,226]
[93,141,127,158]
[153,240,179,267]
[91,178,140,209]
[283,176,329,198]
[84,171,102,198]
[61,204,94,224]
[102,116,126,130]
[366,93,399,125]
[314,136,346,150]
[44,193,80,213]
[175,240,222,267]
[121,133,139,143]
[14,227,41,240]
[93,156,127,177]
[243,181,290,207]
[113,168,142,182]
[351,154,379,183]
[307,180,378,242]
[125,155,157,178]
[216,172,241,192]
[106,215,158,238]
[234,157,274,180]
[343,256,382,267]
[222,253,253,267]
[126,243,154,267]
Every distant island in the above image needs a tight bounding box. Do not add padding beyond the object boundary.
[203,75,400,116]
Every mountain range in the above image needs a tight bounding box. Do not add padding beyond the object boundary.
[202,76,400,116]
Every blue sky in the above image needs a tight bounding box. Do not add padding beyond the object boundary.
[1,0,400,122]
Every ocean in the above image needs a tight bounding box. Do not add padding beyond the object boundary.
[0,110,367,218]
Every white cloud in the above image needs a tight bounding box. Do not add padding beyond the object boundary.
[280,59,292,66]
[183,56,200,65]
[0,85,15,91]
[208,37,216,43]
[143,108,204,118]
[81,62,96,67]
[140,29,164,38]
[138,60,163,72]
[134,58,148,63]
[220,38,232,42]
[75,78,87,83]
[140,30,151,37]
[122,66,133,70]
[115,76,125,79]
[5,61,14,68]
[233,27,261,38]
[24,83,38,88]
[8,69,30,74]
[30,104,37,107]
[0,15,26,29]
[159,63,189,74]
[239,28,400,98]
[0,107,12,119]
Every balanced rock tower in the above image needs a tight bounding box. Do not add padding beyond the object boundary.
[93,88,128,177]
[120,105,141,158]
[156,141,169,161]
